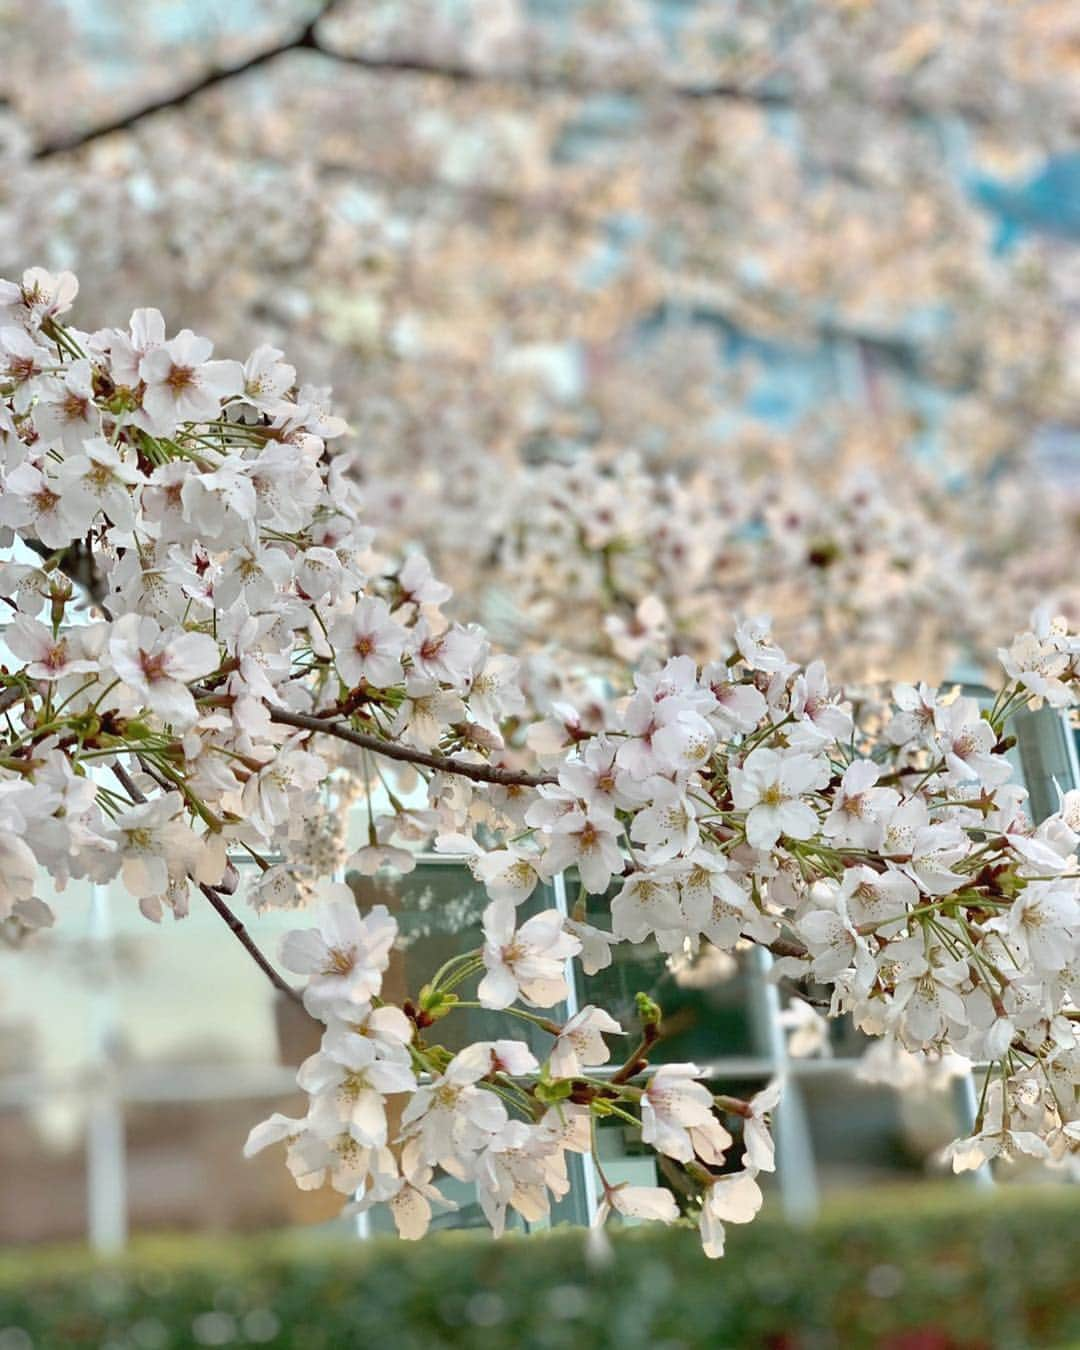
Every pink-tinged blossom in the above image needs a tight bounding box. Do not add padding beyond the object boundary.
[0,268,78,331]
[641,1063,731,1164]
[108,612,219,727]
[549,1006,623,1077]
[330,596,407,689]
[729,747,828,850]
[410,618,484,687]
[0,326,51,412]
[699,1169,764,1259]
[743,1080,781,1172]
[542,808,624,893]
[933,696,1012,786]
[789,660,852,745]
[139,329,244,431]
[478,900,580,1009]
[733,616,796,676]
[5,614,104,681]
[281,895,397,1012]
[701,666,768,736]
[396,553,452,607]
[0,461,80,547]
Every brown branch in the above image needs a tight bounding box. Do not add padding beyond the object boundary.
[0,686,23,717]
[31,0,346,159]
[305,45,793,108]
[21,537,113,617]
[266,704,556,788]
[110,760,148,805]
[33,0,1022,164]
[110,761,308,1011]
[198,882,308,1010]
[768,937,808,961]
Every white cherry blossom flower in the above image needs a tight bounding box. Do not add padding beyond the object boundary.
[299,1032,416,1146]
[139,329,244,431]
[399,1058,508,1170]
[630,778,700,864]
[594,1183,679,1230]
[56,437,140,532]
[108,613,219,727]
[562,916,616,974]
[743,1079,781,1172]
[542,807,624,893]
[641,1063,731,1164]
[478,900,580,1009]
[241,343,296,411]
[699,1169,764,1259]
[5,614,103,681]
[281,895,397,1013]
[33,359,99,452]
[0,268,78,331]
[730,747,828,851]
[330,597,407,689]
[822,761,899,848]
[611,871,684,944]
[549,1006,623,1077]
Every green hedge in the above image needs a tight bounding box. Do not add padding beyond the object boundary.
[0,1187,1077,1350]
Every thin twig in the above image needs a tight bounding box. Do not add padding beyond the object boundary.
[266,704,556,787]
[0,686,23,717]
[768,936,808,960]
[198,882,308,1010]
[110,760,308,1011]
[31,0,1029,163]
[32,0,345,158]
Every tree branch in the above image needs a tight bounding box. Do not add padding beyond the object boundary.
[266,704,556,787]
[110,760,308,1011]
[33,0,1023,163]
[198,882,309,1010]
[0,686,23,717]
[31,0,346,159]
[768,936,808,961]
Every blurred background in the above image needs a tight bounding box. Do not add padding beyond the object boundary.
[1,3,1079,1346]
[2,0,1079,687]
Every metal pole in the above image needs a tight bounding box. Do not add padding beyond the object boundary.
[750,947,820,1221]
[86,883,127,1253]
[553,870,600,1225]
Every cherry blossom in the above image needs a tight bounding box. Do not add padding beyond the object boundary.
[0,273,1077,1262]
[730,747,829,850]
[478,901,580,1009]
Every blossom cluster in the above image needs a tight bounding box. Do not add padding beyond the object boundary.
[1,271,1077,1255]
[247,893,777,1250]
